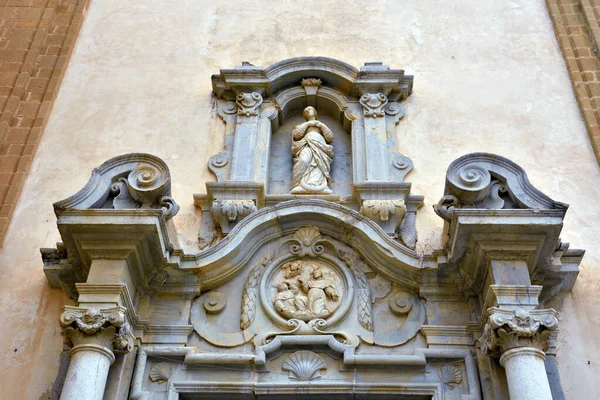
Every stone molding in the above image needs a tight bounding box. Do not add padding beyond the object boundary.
[479,308,558,356]
[59,306,135,354]
[211,57,413,100]
[0,0,91,247]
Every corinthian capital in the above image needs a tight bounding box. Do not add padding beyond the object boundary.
[60,306,134,353]
[479,308,558,356]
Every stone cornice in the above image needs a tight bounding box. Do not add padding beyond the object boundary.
[211,57,413,100]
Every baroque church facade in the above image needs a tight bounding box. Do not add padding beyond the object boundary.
[0,1,599,399]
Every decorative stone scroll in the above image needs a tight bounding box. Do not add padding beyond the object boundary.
[53,153,180,220]
[60,306,135,353]
[236,92,263,117]
[479,308,558,356]
[360,93,388,117]
[434,152,567,221]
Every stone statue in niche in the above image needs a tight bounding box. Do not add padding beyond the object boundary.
[273,261,341,321]
[290,106,334,194]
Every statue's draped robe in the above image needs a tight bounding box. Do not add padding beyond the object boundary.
[291,120,334,193]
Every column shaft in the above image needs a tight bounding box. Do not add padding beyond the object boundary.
[60,345,115,400]
[500,347,553,400]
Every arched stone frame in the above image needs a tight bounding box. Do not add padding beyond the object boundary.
[196,57,424,250]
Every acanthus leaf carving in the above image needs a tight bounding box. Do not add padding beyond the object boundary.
[211,199,257,232]
[236,92,263,117]
[360,93,388,118]
[360,199,406,225]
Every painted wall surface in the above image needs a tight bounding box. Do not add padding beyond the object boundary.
[0,0,598,398]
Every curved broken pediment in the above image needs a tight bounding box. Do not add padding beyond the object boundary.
[53,153,179,220]
[182,199,422,290]
[434,152,567,222]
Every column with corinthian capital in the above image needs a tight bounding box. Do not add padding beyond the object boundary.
[59,306,134,400]
[479,308,558,400]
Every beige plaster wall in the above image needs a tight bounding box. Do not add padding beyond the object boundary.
[0,0,598,398]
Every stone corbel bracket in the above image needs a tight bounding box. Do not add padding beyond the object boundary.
[434,153,584,299]
[355,182,424,249]
[194,181,265,249]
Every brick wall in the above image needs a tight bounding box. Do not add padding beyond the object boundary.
[546,0,600,162]
[0,0,89,246]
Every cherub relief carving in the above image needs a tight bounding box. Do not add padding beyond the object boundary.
[290,107,334,194]
[274,261,341,321]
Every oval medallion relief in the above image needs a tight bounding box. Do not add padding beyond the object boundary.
[271,260,343,322]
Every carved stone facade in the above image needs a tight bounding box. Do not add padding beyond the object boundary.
[37,58,586,400]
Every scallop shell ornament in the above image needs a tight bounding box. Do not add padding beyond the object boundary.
[439,365,462,388]
[282,351,327,381]
[149,362,172,384]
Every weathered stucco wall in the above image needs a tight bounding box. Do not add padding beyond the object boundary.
[0,0,598,398]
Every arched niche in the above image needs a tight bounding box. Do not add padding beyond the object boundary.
[268,85,357,197]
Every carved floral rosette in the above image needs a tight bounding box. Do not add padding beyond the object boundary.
[59,306,134,353]
[479,308,558,356]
